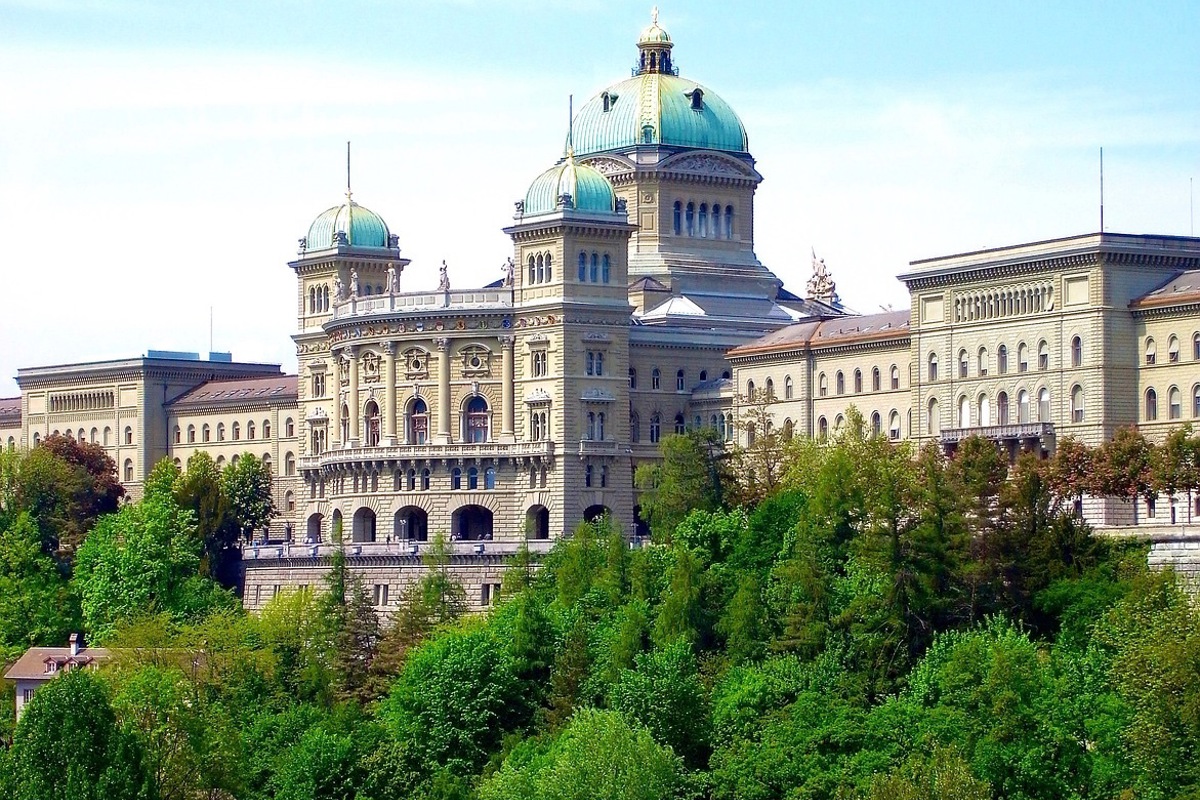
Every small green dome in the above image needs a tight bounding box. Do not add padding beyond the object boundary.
[523,156,617,216]
[638,19,671,45]
[304,200,392,249]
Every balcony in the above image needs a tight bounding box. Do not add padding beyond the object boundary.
[578,439,628,458]
[331,289,513,320]
[300,439,555,472]
[939,422,1055,458]
[243,537,558,563]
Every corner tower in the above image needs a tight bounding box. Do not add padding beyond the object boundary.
[569,11,779,308]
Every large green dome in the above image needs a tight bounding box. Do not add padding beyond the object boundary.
[304,200,392,250]
[523,155,617,216]
[569,13,748,156]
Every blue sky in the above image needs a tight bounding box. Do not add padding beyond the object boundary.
[1,1,1197,394]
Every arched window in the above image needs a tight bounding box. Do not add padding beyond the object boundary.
[710,204,721,236]
[686,202,695,236]
[978,393,991,426]
[586,411,596,440]
[928,353,939,382]
[871,368,880,392]
[285,491,295,513]
[978,347,989,376]
[698,203,709,237]
[247,421,255,439]
[1038,388,1051,421]
[818,373,828,397]
[629,368,637,389]
[783,418,794,441]
[677,369,685,391]
[673,201,682,235]
[871,412,882,437]
[1169,335,1181,363]
[545,253,552,281]
[407,468,417,491]
[630,413,640,443]
[578,251,587,281]
[1018,390,1030,423]
[468,466,479,490]
[452,467,463,490]
[421,468,431,490]
[602,254,611,284]
[1145,338,1157,365]
[536,253,545,284]
[928,397,940,435]
[818,416,828,440]
[585,464,593,487]
[747,379,755,398]
[836,371,845,395]
[340,405,349,443]
[958,349,969,378]
[765,377,775,399]
[263,420,271,438]
[1018,342,1029,372]
[465,396,490,443]
[408,397,429,444]
[1194,333,1200,360]
[649,414,661,443]
[652,368,661,390]
[785,376,794,399]
[590,252,599,282]
[174,425,181,444]
[187,425,196,443]
[1071,336,1083,367]
[202,424,211,443]
[699,370,708,381]
[674,413,685,434]
[724,206,733,238]
[364,400,381,447]
[998,344,1008,374]
[1170,386,1182,419]
[104,427,111,446]
[854,369,863,393]
[889,411,901,440]
[231,422,240,441]
[1071,385,1085,422]
[1038,340,1049,370]
[528,255,536,285]
[217,423,225,442]
[997,391,1010,425]
[285,417,295,437]
[123,459,133,483]
[124,426,134,445]
[958,395,969,427]
[285,452,296,476]
[1195,385,1200,418]
[891,365,900,390]
[485,466,496,489]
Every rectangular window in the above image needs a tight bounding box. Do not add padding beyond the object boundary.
[586,351,604,376]
[531,350,547,377]
[374,584,389,606]
[312,372,326,398]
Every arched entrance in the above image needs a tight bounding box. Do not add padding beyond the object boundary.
[331,508,343,539]
[394,507,428,541]
[584,505,611,524]
[452,505,493,540]
[352,507,376,542]
[306,513,323,543]
[526,505,550,540]
[464,396,490,443]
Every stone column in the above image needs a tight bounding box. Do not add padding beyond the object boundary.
[347,345,360,446]
[500,335,515,442]
[436,337,452,443]
[331,351,343,448]
[383,341,398,445]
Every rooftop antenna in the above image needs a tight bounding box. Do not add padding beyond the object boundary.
[346,141,352,200]
[209,306,213,354]
[1099,146,1105,233]
[345,141,353,244]
[567,95,574,157]
[1191,177,1194,237]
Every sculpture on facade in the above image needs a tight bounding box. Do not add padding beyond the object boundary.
[502,257,514,287]
[349,269,360,298]
[386,265,399,295]
[438,261,451,291]
[333,275,345,301]
[806,248,840,306]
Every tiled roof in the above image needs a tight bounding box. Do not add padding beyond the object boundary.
[4,646,111,681]
[1132,270,1200,309]
[0,396,20,425]
[170,375,298,408]
[729,310,910,357]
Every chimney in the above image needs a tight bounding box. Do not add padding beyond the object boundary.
[69,632,80,657]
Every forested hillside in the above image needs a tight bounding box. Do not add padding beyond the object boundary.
[2,419,1200,800]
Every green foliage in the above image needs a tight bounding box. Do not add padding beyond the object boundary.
[222,452,276,540]
[0,511,79,647]
[636,428,728,539]
[72,490,236,641]
[478,708,688,800]
[10,668,152,800]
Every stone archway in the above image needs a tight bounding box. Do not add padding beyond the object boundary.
[306,513,323,543]
[394,506,428,541]
[526,505,550,540]
[452,505,493,540]
[352,507,376,542]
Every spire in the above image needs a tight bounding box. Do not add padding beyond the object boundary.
[566,95,575,159]
[345,141,354,244]
[636,7,674,75]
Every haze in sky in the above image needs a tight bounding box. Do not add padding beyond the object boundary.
[1,0,1197,395]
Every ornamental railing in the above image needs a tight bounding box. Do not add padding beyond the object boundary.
[578,439,628,457]
[300,440,555,471]
[331,289,513,320]
[939,422,1055,444]
[243,537,558,561]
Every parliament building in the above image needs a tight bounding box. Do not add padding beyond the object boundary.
[4,15,1200,609]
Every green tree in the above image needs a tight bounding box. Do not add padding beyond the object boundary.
[30,434,124,553]
[222,452,276,542]
[635,428,727,540]
[173,451,233,580]
[478,709,688,800]
[0,511,79,647]
[9,668,152,800]
[270,726,364,800]
[333,574,381,704]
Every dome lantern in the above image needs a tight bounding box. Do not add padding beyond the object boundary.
[520,152,617,218]
[635,7,675,76]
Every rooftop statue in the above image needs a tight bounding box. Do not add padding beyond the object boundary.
[807,249,839,305]
[503,257,514,287]
[386,265,399,295]
[438,261,451,292]
[349,269,360,298]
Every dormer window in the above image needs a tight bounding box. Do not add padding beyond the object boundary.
[688,88,704,111]
[602,91,618,112]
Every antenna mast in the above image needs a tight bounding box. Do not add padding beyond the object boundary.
[1099,146,1105,233]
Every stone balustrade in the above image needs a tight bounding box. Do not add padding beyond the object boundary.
[300,439,555,472]
[243,537,557,562]
[331,289,513,320]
